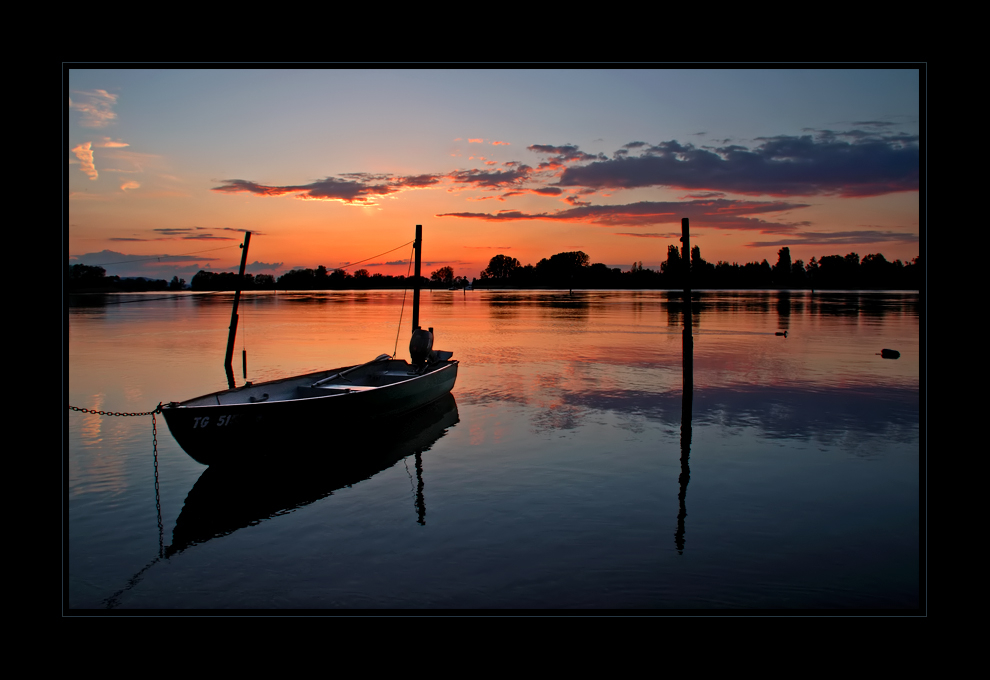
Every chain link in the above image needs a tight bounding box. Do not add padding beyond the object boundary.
[69,403,163,417]
[153,412,163,558]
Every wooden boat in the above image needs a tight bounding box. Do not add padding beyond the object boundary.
[162,225,458,465]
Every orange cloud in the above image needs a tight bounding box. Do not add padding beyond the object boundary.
[72,142,98,180]
[70,89,118,128]
[468,138,483,143]
[492,141,510,146]
[121,181,140,191]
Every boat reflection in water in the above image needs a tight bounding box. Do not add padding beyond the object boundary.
[166,393,459,557]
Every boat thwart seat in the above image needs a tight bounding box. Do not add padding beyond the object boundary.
[295,384,379,399]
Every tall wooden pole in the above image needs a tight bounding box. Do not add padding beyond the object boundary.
[224,230,251,373]
[681,217,691,307]
[681,218,693,351]
[680,217,693,388]
[412,224,422,332]
[676,216,693,554]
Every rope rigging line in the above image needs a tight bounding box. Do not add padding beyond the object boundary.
[393,242,416,358]
[72,238,415,305]
[334,240,414,271]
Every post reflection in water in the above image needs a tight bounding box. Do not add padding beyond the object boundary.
[676,305,693,554]
[413,450,426,526]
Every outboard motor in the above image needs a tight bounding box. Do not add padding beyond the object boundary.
[410,326,434,365]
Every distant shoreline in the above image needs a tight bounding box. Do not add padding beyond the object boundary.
[68,286,922,294]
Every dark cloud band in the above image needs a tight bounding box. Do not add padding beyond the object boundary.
[557,133,919,197]
[438,198,811,230]
[212,174,443,204]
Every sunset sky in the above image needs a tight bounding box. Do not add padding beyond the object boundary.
[66,68,921,282]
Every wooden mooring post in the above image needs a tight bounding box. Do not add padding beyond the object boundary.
[681,217,693,379]
[676,217,693,554]
[224,230,251,382]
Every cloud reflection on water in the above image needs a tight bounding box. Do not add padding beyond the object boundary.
[459,375,917,444]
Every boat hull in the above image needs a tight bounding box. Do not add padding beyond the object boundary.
[162,360,458,465]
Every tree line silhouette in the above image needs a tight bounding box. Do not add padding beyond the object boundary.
[69,245,920,293]
[66,263,426,292]
[68,264,189,292]
[475,246,920,290]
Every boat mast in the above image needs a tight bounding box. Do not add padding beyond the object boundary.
[412,224,422,331]
[408,224,436,365]
[224,230,252,379]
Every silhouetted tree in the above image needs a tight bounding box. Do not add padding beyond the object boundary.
[431,266,454,285]
[513,263,538,287]
[660,245,682,287]
[810,253,864,289]
[816,255,845,288]
[903,255,921,289]
[791,260,807,287]
[861,253,892,288]
[758,259,772,287]
[691,245,714,287]
[773,247,792,287]
[192,270,255,291]
[844,252,861,288]
[481,254,520,280]
[276,268,316,290]
[328,268,352,289]
[535,251,589,287]
[314,265,329,289]
[806,257,819,288]
[68,264,108,290]
[710,261,733,288]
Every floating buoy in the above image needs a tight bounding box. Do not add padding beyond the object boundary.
[879,349,900,359]
[775,331,788,337]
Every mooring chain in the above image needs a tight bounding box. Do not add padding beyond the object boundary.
[153,412,164,557]
[69,403,163,417]
[70,402,166,555]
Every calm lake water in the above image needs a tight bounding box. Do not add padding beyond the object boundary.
[66,289,921,611]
